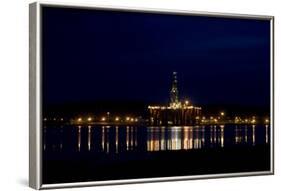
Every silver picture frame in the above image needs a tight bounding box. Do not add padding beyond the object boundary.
[29,1,274,189]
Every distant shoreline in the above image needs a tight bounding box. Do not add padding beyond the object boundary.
[43,121,270,127]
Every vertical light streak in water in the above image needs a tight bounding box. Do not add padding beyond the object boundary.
[147,127,151,151]
[177,127,182,150]
[193,127,197,149]
[115,126,119,154]
[210,125,213,145]
[106,126,110,153]
[265,124,269,144]
[43,126,46,151]
[171,127,181,150]
[167,128,171,150]
[160,127,166,150]
[245,125,248,143]
[150,127,154,151]
[194,127,198,149]
[237,126,242,143]
[126,126,129,151]
[59,126,63,150]
[198,126,202,149]
[101,126,105,152]
[60,143,63,150]
[252,125,256,146]
[183,126,189,150]
[148,127,157,151]
[171,127,175,150]
[189,127,193,149]
[87,126,91,151]
[220,125,224,148]
[196,126,201,149]
[202,126,205,147]
[154,127,160,151]
[134,127,138,148]
[78,126,81,152]
[130,126,134,150]
[213,125,217,144]
[150,128,154,151]
[217,127,221,145]
[235,125,238,144]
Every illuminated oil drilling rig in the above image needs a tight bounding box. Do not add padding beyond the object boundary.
[148,72,202,125]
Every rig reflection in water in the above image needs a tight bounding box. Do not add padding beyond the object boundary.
[43,124,270,154]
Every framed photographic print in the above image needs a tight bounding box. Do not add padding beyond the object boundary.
[29,1,274,189]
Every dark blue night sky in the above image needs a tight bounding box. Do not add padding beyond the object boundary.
[42,7,270,108]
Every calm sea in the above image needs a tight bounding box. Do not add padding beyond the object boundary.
[43,124,270,183]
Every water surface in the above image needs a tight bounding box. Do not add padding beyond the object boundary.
[43,124,270,183]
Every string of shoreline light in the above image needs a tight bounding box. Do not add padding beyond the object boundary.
[43,113,270,125]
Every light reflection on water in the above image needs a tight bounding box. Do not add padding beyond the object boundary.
[147,126,205,151]
[43,125,269,154]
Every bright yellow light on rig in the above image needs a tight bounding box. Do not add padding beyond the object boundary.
[265,119,269,123]
[126,117,130,121]
[185,100,189,105]
[115,117,119,121]
[101,117,106,121]
[220,112,225,116]
[87,117,92,122]
[77,118,82,122]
